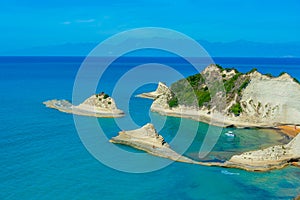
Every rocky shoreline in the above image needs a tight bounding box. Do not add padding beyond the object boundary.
[44,93,124,118]
[111,123,300,172]
[139,65,300,128]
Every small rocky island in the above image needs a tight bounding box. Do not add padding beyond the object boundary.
[110,123,300,171]
[44,92,124,118]
[110,123,198,164]
[139,65,300,128]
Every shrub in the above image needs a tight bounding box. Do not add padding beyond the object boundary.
[247,68,257,74]
[224,68,238,73]
[264,73,273,78]
[293,78,300,84]
[168,97,178,108]
[279,72,287,76]
[103,94,109,99]
[108,102,111,104]
[238,79,250,94]
[230,103,243,116]
[196,90,211,107]
[224,73,242,93]
[186,74,204,89]
[216,64,223,71]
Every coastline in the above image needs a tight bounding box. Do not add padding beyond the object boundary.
[151,104,280,128]
[111,123,300,172]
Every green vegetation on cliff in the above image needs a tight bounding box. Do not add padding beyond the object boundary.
[167,65,299,116]
[168,96,178,108]
[168,65,250,115]
[230,102,243,116]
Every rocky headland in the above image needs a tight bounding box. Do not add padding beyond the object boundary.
[44,92,124,118]
[143,65,300,128]
[110,123,300,172]
[110,123,198,164]
[136,82,169,99]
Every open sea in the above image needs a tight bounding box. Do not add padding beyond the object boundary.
[1,56,300,199]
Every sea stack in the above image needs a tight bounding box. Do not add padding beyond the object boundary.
[43,92,124,118]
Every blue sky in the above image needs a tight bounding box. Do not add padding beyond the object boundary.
[1,0,300,54]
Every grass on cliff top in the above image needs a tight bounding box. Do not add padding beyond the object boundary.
[168,65,248,110]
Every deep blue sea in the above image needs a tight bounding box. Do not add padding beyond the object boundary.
[1,56,300,200]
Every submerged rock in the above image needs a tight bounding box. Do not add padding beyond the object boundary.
[43,93,124,118]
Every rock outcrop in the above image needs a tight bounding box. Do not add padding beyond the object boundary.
[148,65,300,128]
[110,123,198,164]
[110,123,300,171]
[43,92,124,118]
[225,133,300,171]
[238,72,300,126]
[136,82,171,99]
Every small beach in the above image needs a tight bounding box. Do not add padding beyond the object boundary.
[278,125,300,138]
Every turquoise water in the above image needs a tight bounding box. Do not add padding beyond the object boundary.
[1,57,300,199]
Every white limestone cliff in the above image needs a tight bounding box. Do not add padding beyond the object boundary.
[149,65,300,128]
[136,82,171,99]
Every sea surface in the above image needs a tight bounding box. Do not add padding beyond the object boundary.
[1,56,300,200]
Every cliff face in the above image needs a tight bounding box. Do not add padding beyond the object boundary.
[150,65,300,127]
[239,72,300,125]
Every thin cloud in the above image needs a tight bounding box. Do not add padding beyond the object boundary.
[76,19,95,23]
[62,21,71,25]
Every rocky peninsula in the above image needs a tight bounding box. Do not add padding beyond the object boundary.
[136,82,170,99]
[110,123,300,172]
[224,132,300,171]
[110,123,198,164]
[141,65,300,128]
[44,92,124,118]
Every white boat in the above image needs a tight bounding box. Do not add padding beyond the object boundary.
[225,131,235,137]
[221,170,240,175]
